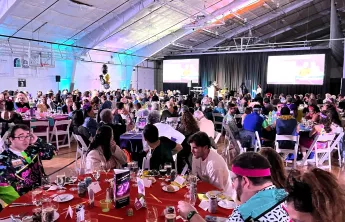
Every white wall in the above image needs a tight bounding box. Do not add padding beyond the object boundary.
[0,55,68,94]
[131,61,155,90]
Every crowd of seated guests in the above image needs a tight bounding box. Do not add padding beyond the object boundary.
[2,87,345,221]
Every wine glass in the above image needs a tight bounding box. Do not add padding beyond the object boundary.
[56,173,66,193]
[101,162,110,182]
[32,188,43,206]
[93,170,101,182]
[146,206,158,222]
[67,169,78,191]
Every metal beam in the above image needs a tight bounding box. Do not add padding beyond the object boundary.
[124,0,254,65]
[291,25,330,41]
[255,10,330,43]
[76,0,156,54]
[192,0,314,52]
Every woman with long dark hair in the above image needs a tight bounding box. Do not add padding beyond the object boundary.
[85,125,127,172]
[258,148,287,189]
[286,168,345,222]
[177,109,200,173]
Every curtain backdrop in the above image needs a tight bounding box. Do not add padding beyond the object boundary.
[198,49,331,96]
[166,49,331,96]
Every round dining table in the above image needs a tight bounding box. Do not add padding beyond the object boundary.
[0,173,233,221]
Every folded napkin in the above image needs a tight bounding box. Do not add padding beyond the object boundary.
[47,117,54,126]
[197,193,209,201]
[198,200,209,211]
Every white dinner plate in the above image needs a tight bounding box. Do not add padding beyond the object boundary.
[218,200,236,209]
[53,194,74,202]
[162,185,179,193]
[54,211,59,221]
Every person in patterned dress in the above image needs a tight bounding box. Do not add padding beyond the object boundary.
[178,152,290,222]
[0,124,57,202]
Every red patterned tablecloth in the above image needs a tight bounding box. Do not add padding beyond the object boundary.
[0,173,233,221]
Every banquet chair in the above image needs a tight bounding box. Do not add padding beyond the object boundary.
[222,124,240,165]
[73,134,88,173]
[49,119,72,150]
[318,132,344,167]
[254,131,262,152]
[214,132,221,144]
[0,131,9,153]
[30,121,50,143]
[142,149,152,170]
[212,113,224,133]
[173,153,178,171]
[275,135,300,169]
[237,140,246,154]
[300,134,336,170]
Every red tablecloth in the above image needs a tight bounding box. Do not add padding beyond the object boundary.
[0,173,233,221]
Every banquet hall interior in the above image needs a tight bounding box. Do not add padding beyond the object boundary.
[1,0,345,221]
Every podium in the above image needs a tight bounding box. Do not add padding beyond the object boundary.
[208,85,216,99]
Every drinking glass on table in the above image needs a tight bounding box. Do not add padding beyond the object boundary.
[92,169,101,182]
[146,206,158,222]
[56,173,66,193]
[164,162,172,176]
[67,168,78,191]
[32,188,43,206]
[101,162,111,182]
[42,201,56,222]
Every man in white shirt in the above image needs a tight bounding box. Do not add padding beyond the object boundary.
[193,110,215,138]
[189,132,232,195]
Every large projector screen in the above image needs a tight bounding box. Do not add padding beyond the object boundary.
[163,59,199,83]
[267,54,325,85]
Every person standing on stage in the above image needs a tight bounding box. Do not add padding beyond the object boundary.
[256,84,262,95]
[240,82,248,95]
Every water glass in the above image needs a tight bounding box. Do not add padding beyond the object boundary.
[42,202,55,222]
[164,163,172,176]
[56,173,66,193]
[146,206,158,222]
[32,188,43,206]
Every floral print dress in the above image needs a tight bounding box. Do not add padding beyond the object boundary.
[0,138,57,196]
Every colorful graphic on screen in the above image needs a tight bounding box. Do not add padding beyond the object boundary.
[163,59,199,83]
[267,54,325,85]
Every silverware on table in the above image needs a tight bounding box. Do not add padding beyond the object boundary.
[9,203,35,207]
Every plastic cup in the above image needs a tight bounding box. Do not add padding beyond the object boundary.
[99,199,111,212]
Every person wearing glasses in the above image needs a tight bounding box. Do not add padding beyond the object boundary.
[0,124,57,203]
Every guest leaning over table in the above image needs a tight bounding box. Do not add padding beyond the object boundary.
[189,132,233,196]
[143,124,183,170]
[0,124,57,205]
[178,152,290,222]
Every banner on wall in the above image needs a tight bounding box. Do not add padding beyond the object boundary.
[18,79,26,87]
